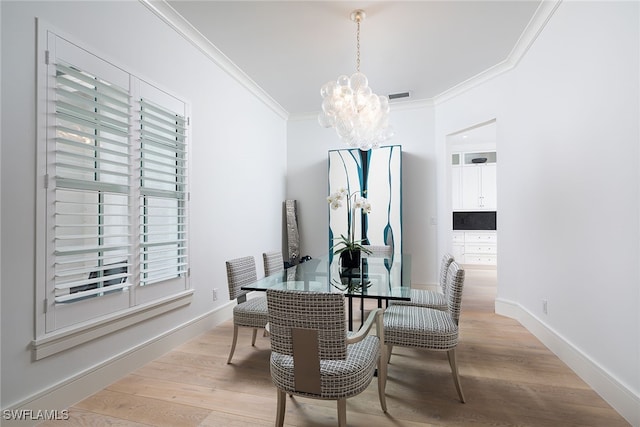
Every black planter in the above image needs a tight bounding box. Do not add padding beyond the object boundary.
[340,250,361,269]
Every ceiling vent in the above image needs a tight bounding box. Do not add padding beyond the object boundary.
[388,91,411,101]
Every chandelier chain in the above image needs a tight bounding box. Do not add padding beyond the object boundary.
[356,20,361,72]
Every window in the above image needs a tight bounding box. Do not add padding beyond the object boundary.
[139,98,188,287]
[52,61,133,306]
[35,29,191,357]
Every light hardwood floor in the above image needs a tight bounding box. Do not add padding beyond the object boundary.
[40,268,629,426]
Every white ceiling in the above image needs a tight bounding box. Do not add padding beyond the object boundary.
[166,1,542,115]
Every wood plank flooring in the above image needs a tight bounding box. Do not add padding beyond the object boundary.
[39,268,629,426]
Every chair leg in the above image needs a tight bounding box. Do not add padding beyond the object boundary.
[337,398,347,427]
[386,344,393,363]
[377,348,388,413]
[251,328,258,346]
[447,349,466,403]
[227,325,239,364]
[275,389,286,427]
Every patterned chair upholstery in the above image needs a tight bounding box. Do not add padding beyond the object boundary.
[266,289,387,427]
[225,256,268,364]
[384,261,466,403]
[390,252,454,310]
[262,250,284,276]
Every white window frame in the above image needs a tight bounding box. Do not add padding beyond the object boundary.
[34,22,192,360]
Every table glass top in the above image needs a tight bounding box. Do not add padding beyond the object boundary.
[242,253,412,300]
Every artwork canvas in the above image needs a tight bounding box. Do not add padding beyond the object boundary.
[328,145,402,255]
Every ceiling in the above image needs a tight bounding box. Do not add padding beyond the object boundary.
[166,1,542,116]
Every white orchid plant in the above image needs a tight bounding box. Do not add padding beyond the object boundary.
[327,187,373,256]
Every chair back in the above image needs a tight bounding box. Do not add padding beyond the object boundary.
[226,256,257,301]
[445,261,465,324]
[263,251,284,276]
[266,289,347,360]
[362,245,392,257]
[439,253,455,293]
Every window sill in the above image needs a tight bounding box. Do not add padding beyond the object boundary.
[32,289,194,360]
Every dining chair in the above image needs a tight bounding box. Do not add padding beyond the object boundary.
[262,250,284,276]
[362,244,392,257]
[390,252,454,310]
[225,256,268,364]
[266,289,387,427]
[383,260,466,403]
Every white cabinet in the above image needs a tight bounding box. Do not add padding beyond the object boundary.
[461,164,496,210]
[479,164,497,209]
[451,151,497,266]
[452,231,497,266]
[452,151,496,211]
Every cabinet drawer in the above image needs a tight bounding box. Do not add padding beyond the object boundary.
[464,244,496,254]
[452,232,465,243]
[464,254,497,265]
[465,232,497,243]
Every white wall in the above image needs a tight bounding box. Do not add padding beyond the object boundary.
[0,0,3,413]
[435,2,639,423]
[1,1,286,411]
[287,101,438,285]
[2,0,638,424]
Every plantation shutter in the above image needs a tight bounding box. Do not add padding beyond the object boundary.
[139,99,188,285]
[52,62,133,303]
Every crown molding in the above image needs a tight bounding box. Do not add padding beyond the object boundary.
[288,111,320,122]
[139,0,289,120]
[390,98,435,111]
[433,0,562,105]
[140,0,560,120]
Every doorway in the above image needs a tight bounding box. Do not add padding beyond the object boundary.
[446,120,497,269]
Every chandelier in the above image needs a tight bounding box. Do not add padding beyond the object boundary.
[318,9,393,151]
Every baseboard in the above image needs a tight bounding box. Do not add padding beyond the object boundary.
[2,302,235,427]
[495,298,639,427]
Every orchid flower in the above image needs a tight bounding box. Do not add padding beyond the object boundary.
[327,187,372,255]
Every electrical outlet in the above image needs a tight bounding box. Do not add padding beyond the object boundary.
[212,289,218,301]
[542,299,548,315]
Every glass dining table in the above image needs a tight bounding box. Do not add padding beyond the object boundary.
[241,253,412,330]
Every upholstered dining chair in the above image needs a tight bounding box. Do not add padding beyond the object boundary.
[383,260,466,403]
[225,256,268,364]
[262,250,284,276]
[266,289,387,427]
[390,252,454,310]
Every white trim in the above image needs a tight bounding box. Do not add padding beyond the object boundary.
[288,111,321,122]
[138,1,559,119]
[495,298,640,426]
[389,98,435,111]
[32,290,194,360]
[37,21,192,334]
[138,0,288,120]
[433,0,562,105]
[35,17,50,338]
[6,302,234,422]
